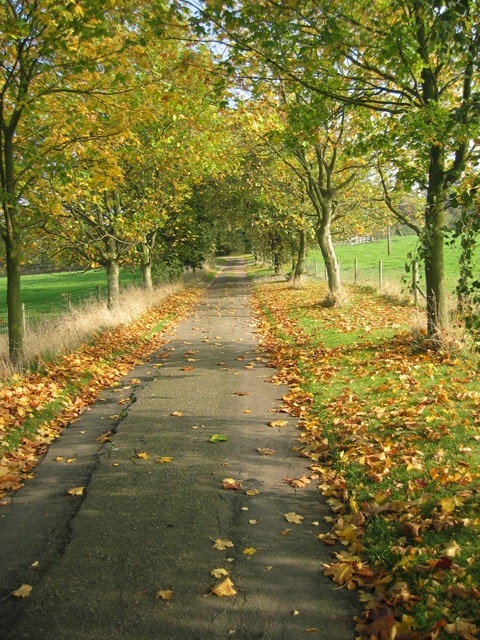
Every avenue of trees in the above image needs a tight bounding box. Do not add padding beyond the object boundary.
[0,0,479,364]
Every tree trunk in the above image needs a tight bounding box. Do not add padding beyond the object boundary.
[424,147,449,338]
[103,234,120,310]
[5,216,23,365]
[1,130,24,365]
[106,258,120,310]
[141,243,153,291]
[315,221,342,305]
[292,227,306,288]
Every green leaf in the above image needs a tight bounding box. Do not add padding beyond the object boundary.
[209,434,228,443]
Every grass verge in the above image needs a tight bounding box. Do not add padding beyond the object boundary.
[252,277,480,640]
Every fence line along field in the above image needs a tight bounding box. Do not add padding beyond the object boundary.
[305,234,470,302]
[0,269,142,335]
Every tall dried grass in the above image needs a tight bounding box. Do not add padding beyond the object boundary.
[0,282,183,380]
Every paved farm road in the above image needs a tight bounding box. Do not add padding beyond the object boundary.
[0,258,357,639]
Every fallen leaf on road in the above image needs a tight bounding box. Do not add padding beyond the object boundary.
[284,511,304,524]
[211,577,236,597]
[269,420,288,428]
[156,456,173,464]
[12,584,32,598]
[256,447,276,455]
[283,475,311,489]
[211,568,229,578]
[67,486,85,496]
[97,431,113,444]
[245,488,260,496]
[156,589,173,601]
[209,434,228,443]
[135,452,149,459]
[170,411,183,417]
[242,547,257,555]
[212,538,234,551]
[222,477,242,490]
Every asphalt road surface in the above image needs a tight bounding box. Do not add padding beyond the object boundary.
[0,258,358,639]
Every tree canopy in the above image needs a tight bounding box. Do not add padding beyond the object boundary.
[0,0,479,364]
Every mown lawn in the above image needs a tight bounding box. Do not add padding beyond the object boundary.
[0,269,141,317]
[252,275,480,640]
[306,234,476,296]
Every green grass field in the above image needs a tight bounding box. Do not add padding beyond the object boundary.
[0,269,141,318]
[305,234,472,296]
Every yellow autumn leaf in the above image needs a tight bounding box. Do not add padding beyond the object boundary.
[211,577,236,597]
[284,511,304,524]
[212,538,234,551]
[136,452,149,460]
[269,420,288,428]
[245,488,260,496]
[242,546,257,556]
[442,540,461,558]
[156,456,173,464]
[210,568,229,579]
[12,584,32,598]
[156,589,173,601]
[171,411,183,417]
[67,486,85,496]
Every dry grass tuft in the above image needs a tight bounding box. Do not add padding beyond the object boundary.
[0,282,183,379]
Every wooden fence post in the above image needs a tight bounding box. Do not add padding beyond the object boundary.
[378,261,383,292]
[354,258,358,285]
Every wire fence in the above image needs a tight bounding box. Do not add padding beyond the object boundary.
[304,257,460,306]
[0,285,109,336]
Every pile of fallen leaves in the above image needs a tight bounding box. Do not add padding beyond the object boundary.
[0,287,203,499]
[252,279,480,640]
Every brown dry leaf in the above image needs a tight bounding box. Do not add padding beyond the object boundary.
[67,486,85,496]
[211,577,237,597]
[269,420,288,428]
[256,447,276,456]
[245,488,260,496]
[234,391,250,396]
[97,431,113,444]
[156,589,173,601]
[212,538,234,551]
[12,584,32,598]
[445,618,478,638]
[280,528,292,536]
[222,478,242,490]
[170,411,184,417]
[283,475,311,489]
[284,511,304,524]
